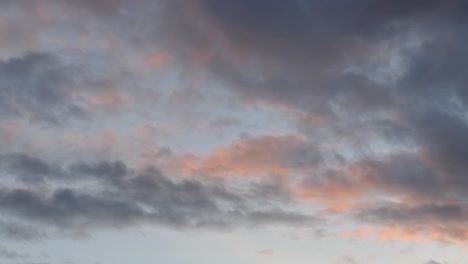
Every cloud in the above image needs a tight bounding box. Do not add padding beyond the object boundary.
[361,203,468,226]
[0,121,21,144]
[0,153,63,184]
[256,248,273,256]
[335,255,357,264]
[0,50,138,126]
[156,0,468,164]
[425,261,447,264]
[157,0,452,116]
[86,90,131,108]
[0,221,46,241]
[0,52,87,125]
[0,153,320,238]
[354,203,468,243]
[295,168,369,214]
[167,133,321,177]
[0,244,29,261]
[1,0,468,249]
[65,0,468,246]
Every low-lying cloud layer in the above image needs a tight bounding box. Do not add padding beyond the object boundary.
[0,153,320,239]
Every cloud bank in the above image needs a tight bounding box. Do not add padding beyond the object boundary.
[0,0,467,251]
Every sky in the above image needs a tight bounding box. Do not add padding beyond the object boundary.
[0,1,467,264]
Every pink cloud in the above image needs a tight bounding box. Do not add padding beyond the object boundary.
[256,248,273,256]
[0,121,22,144]
[166,134,305,177]
[143,51,170,70]
[87,90,131,108]
[340,225,468,245]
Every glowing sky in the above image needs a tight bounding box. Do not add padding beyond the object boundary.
[0,1,467,264]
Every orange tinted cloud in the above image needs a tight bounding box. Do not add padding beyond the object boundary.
[0,121,22,144]
[143,51,170,69]
[295,182,367,214]
[166,134,372,213]
[88,90,131,107]
[341,224,468,245]
[293,164,374,213]
[293,155,443,214]
[167,134,304,177]
[256,248,273,256]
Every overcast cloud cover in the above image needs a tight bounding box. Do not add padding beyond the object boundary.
[0,1,467,264]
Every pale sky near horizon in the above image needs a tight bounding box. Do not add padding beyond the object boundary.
[0,1,467,264]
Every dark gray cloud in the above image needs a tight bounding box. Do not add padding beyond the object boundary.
[154,0,468,194]
[157,0,467,117]
[155,0,468,240]
[336,150,468,213]
[61,0,123,15]
[0,48,137,127]
[408,109,468,177]
[0,53,85,125]
[158,0,468,151]
[355,202,468,242]
[0,0,122,14]
[0,153,319,238]
[0,221,46,241]
[356,154,442,200]
[0,154,130,186]
[358,203,468,226]
[0,153,63,184]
